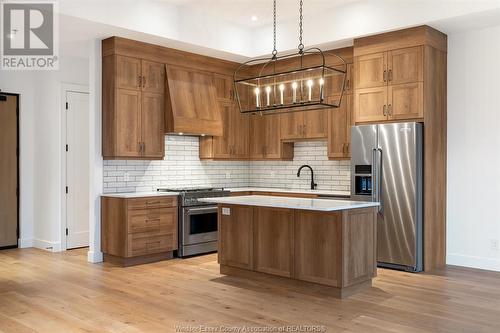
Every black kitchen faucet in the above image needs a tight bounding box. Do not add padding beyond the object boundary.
[297,165,317,190]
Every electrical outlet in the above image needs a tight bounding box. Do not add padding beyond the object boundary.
[123,172,130,182]
[490,239,499,251]
[225,172,231,179]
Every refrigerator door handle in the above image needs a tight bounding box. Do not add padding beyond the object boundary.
[372,148,378,202]
[377,147,383,212]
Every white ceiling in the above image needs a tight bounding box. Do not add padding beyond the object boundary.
[58,0,500,61]
[160,0,357,27]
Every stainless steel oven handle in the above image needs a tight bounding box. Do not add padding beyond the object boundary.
[185,206,218,215]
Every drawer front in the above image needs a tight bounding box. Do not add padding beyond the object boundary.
[128,234,175,257]
[127,196,177,210]
[127,207,177,235]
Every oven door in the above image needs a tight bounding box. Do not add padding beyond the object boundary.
[182,205,218,245]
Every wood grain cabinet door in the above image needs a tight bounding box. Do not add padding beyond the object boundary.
[388,82,423,121]
[387,46,423,85]
[229,105,249,159]
[354,86,388,123]
[280,112,304,140]
[249,115,266,159]
[116,89,142,157]
[328,94,352,159]
[303,109,328,139]
[214,74,234,102]
[354,52,387,89]
[141,92,165,158]
[116,56,141,90]
[263,114,285,159]
[295,210,343,287]
[141,60,165,94]
[218,205,253,270]
[211,101,232,158]
[254,207,294,278]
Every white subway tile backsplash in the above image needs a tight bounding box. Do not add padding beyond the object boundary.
[103,135,350,193]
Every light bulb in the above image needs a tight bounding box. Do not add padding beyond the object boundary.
[254,87,260,94]
[265,86,271,93]
[307,79,313,87]
[279,84,285,105]
[279,84,285,91]
[319,78,324,85]
[292,82,298,89]
[292,82,298,103]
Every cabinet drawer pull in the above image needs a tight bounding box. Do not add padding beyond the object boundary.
[146,201,160,206]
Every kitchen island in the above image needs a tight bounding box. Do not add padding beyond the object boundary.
[201,195,380,298]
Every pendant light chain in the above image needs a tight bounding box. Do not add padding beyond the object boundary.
[272,0,277,58]
[298,0,304,53]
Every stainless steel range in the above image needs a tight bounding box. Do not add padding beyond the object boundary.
[157,187,230,257]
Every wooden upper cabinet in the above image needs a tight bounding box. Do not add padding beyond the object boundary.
[280,110,328,141]
[116,56,141,90]
[354,46,425,123]
[303,110,328,139]
[328,94,352,160]
[214,74,234,102]
[115,89,142,157]
[388,82,423,120]
[141,60,165,93]
[387,46,423,85]
[355,52,386,89]
[141,92,165,158]
[199,101,249,160]
[102,54,165,160]
[354,86,387,123]
[249,114,293,160]
[165,65,223,136]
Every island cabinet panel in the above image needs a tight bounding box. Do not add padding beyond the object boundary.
[294,211,343,287]
[254,207,294,278]
[341,208,377,287]
[218,205,254,270]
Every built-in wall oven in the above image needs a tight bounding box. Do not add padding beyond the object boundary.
[157,187,229,257]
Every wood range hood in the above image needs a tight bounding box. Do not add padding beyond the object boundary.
[164,64,223,137]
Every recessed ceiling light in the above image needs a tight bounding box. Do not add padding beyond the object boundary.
[251,16,258,22]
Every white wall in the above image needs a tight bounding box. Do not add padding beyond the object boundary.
[0,55,89,251]
[447,24,500,271]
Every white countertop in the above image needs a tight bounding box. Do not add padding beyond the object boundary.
[101,191,179,198]
[226,187,351,197]
[200,195,379,212]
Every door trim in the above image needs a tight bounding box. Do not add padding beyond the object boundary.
[0,91,19,250]
[61,83,89,251]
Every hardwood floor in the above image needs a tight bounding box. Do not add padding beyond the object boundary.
[1,248,500,333]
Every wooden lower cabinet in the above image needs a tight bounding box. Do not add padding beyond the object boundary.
[218,205,253,270]
[294,210,342,287]
[101,195,178,266]
[218,204,377,297]
[254,208,294,278]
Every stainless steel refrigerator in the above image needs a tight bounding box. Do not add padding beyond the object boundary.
[351,122,423,272]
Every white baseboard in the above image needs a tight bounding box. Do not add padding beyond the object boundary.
[87,250,103,263]
[18,238,33,248]
[33,239,62,252]
[447,253,500,272]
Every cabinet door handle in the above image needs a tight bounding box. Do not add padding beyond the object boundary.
[388,104,393,116]
[388,69,393,82]
[302,125,306,136]
[383,70,387,82]
[345,79,350,92]
[137,75,142,88]
[345,143,350,155]
[142,76,146,88]
[383,105,387,116]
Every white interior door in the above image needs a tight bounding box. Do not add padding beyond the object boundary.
[66,91,90,249]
